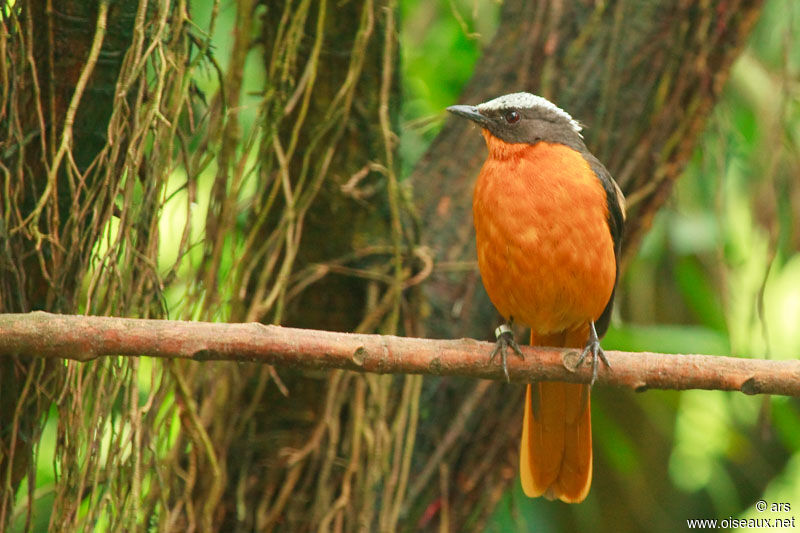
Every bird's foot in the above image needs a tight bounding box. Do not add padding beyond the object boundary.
[574,321,610,386]
[490,323,524,381]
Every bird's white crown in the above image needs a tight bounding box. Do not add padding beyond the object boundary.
[476,92,582,133]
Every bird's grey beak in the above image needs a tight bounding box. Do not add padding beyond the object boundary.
[447,105,488,126]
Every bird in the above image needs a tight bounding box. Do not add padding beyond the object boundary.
[447,92,624,503]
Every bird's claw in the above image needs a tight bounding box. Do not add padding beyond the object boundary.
[490,323,524,382]
[574,321,610,386]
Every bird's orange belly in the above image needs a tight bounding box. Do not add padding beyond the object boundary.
[472,141,616,334]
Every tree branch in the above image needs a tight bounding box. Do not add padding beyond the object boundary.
[1,312,798,397]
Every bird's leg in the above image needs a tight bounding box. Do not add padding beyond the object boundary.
[490,321,524,381]
[574,321,610,386]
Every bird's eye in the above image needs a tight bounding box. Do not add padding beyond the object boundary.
[504,110,521,124]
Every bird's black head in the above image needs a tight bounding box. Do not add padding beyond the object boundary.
[447,92,584,149]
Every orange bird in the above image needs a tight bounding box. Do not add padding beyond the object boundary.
[448,93,624,503]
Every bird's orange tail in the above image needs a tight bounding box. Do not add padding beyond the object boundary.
[520,328,592,503]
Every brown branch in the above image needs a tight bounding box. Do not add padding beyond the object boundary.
[1,312,798,397]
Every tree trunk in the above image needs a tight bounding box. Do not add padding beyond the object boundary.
[0,1,138,524]
[168,1,418,531]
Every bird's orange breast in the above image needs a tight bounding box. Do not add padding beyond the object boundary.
[472,134,616,334]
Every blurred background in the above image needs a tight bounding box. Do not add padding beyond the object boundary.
[5,0,799,531]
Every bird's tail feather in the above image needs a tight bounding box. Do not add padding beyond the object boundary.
[520,328,592,503]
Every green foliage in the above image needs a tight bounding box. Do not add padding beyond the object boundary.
[399,0,499,174]
[614,0,800,526]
